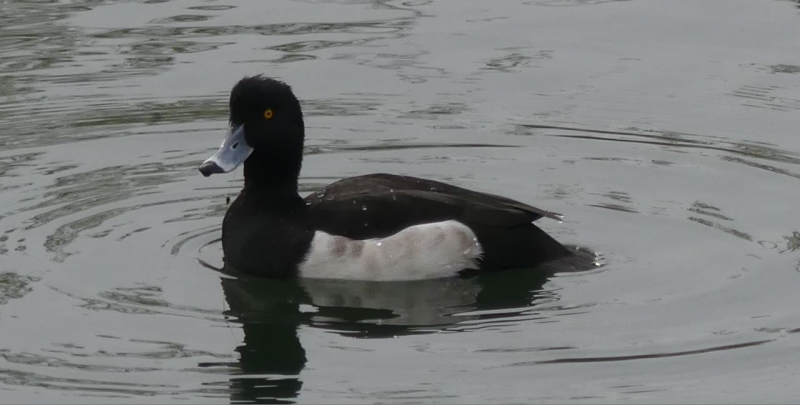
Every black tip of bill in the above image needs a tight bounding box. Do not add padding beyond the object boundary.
[199,161,225,177]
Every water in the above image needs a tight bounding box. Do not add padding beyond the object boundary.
[1,0,800,403]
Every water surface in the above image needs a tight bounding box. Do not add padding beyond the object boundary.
[2,0,800,403]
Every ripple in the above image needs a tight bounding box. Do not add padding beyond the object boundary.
[731,85,800,112]
[770,64,800,74]
[530,339,772,365]
[687,217,753,241]
[186,5,237,11]
[519,124,800,181]
[150,14,214,24]
[526,0,631,6]
[0,366,178,397]
[269,38,375,53]
[781,231,800,253]
[50,284,226,321]
[270,54,316,64]
[0,96,227,151]
[482,52,534,71]
[588,203,638,214]
[687,201,753,241]
[1,350,160,373]
[164,226,221,256]
[0,272,40,305]
[90,19,413,40]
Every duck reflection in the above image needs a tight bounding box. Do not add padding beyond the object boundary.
[219,277,308,403]
[216,251,594,403]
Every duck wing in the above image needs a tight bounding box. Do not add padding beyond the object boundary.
[304,173,562,239]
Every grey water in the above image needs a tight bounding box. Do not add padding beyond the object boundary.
[1,0,800,403]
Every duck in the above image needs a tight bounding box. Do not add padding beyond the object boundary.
[199,75,573,281]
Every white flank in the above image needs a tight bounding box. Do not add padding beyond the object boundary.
[298,220,483,281]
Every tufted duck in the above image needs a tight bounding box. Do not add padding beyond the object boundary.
[199,76,572,280]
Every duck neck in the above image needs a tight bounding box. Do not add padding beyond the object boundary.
[242,147,302,198]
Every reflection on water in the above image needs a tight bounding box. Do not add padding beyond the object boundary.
[212,266,559,403]
[216,277,307,403]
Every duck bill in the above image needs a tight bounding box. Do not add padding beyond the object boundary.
[199,125,254,177]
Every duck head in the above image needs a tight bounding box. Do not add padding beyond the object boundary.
[199,76,305,190]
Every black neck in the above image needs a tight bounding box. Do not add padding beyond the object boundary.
[243,147,302,197]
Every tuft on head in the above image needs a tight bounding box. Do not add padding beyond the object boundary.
[229,75,303,127]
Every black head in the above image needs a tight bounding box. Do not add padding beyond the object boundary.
[199,75,306,191]
[229,76,304,149]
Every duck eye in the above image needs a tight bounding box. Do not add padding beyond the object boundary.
[263,109,274,120]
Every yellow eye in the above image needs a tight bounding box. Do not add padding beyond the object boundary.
[263,109,274,120]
